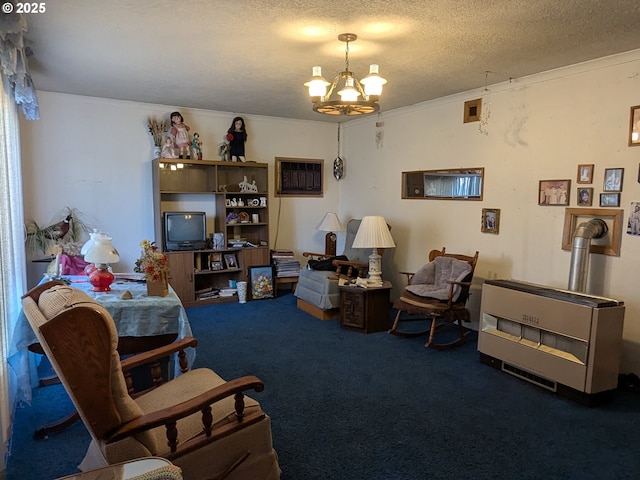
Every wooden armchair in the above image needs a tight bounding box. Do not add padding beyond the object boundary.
[389,248,479,350]
[22,282,281,480]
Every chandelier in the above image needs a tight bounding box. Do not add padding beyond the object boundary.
[304,33,387,116]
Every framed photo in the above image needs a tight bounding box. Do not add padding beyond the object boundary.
[629,105,640,146]
[577,187,593,206]
[209,253,223,270]
[600,193,620,207]
[577,164,594,184]
[627,202,640,235]
[538,179,570,206]
[603,168,624,192]
[211,232,225,250]
[248,265,275,300]
[481,208,500,234]
[223,253,238,269]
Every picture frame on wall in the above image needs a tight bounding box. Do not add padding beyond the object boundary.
[248,265,275,300]
[538,179,571,206]
[481,208,500,234]
[603,168,624,192]
[577,187,593,206]
[577,164,594,184]
[223,253,238,269]
[600,193,620,207]
[629,105,640,146]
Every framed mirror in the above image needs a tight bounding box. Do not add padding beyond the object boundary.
[629,105,640,146]
[402,168,484,200]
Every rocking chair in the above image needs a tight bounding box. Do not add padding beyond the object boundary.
[389,248,479,350]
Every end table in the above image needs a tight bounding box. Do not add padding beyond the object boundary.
[339,282,392,333]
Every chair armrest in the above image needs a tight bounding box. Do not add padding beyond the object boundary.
[332,259,368,278]
[398,271,415,284]
[302,251,330,260]
[120,337,198,373]
[106,375,266,451]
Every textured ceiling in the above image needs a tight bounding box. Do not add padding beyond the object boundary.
[22,0,640,122]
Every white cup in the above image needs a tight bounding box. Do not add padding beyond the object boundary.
[237,281,247,304]
[252,213,260,223]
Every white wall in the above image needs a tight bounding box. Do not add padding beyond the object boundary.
[19,49,640,372]
[339,50,640,372]
[19,95,339,277]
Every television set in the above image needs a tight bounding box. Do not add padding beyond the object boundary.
[163,211,207,251]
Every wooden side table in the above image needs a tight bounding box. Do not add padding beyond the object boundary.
[339,283,392,333]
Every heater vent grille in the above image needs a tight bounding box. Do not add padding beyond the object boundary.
[502,363,557,392]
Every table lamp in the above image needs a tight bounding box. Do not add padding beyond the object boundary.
[84,235,120,292]
[316,212,343,256]
[351,215,395,286]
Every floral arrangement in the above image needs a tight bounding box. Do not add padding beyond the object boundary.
[147,116,169,147]
[134,240,168,281]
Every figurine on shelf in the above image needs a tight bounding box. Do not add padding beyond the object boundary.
[217,141,229,161]
[170,111,191,159]
[248,180,258,192]
[160,136,178,158]
[226,116,247,162]
[192,133,203,160]
[239,175,252,192]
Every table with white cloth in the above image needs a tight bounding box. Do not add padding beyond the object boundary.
[12,275,195,405]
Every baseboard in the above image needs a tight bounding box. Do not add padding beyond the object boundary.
[297,299,340,320]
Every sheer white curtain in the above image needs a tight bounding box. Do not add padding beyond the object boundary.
[0,74,27,470]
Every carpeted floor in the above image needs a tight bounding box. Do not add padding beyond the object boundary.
[7,292,640,479]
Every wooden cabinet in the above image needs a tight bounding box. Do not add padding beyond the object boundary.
[339,285,392,333]
[152,159,270,306]
[165,251,194,303]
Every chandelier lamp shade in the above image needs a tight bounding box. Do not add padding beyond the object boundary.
[305,33,387,116]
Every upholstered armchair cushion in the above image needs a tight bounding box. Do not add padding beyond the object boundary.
[406,256,472,301]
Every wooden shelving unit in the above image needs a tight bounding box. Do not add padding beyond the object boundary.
[152,159,270,306]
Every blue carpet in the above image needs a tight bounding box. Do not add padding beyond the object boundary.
[7,292,640,479]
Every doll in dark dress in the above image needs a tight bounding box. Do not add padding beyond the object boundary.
[226,116,247,162]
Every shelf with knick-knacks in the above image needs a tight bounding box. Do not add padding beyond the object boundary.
[152,159,270,306]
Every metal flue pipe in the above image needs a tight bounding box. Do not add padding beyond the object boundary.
[568,218,608,292]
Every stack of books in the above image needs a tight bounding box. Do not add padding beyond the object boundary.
[271,249,300,278]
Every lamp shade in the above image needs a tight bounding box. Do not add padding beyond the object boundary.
[84,236,120,264]
[316,212,343,232]
[351,216,395,248]
[80,229,107,255]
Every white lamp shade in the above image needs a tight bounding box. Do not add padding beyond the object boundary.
[81,229,107,255]
[351,216,395,248]
[304,66,330,98]
[84,236,120,264]
[316,212,343,232]
[361,64,387,96]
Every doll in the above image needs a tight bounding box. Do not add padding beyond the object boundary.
[170,111,191,159]
[192,133,203,160]
[226,116,247,162]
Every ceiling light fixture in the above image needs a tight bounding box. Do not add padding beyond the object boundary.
[305,33,387,116]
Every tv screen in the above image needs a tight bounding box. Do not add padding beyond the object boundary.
[164,211,207,251]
